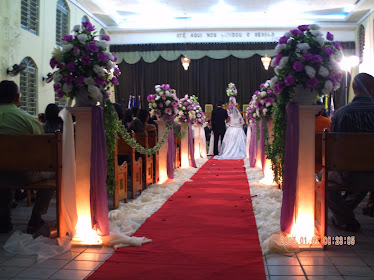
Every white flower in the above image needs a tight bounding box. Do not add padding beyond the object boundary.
[274,44,287,55]
[84,77,95,86]
[88,85,101,100]
[95,40,108,50]
[284,31,291,36]
[183,106,186,110]
[53,73,63,83]
[278,56,289,69]
[184,94,188,98]
[263,108,268,115]
[105,51,114,61]
[260,91,266,97]
[151,109,155,116]
[62,44,73,52]
[270,58,277,68]
[155,85,160,89]
[322,80,333,95]
[333,80,341,91]
[165,100,171,106]
[253,113,257,118]
[62,83,72,93]
[93,65,105,76]
[266,102,271,107]
[156,88,161,92]
[155,95,160,101]
[305,66,316,78]
[260,100,265,105]
[153,103,157,108]
[296,43,311,53]
[159,91,164,96]
[52,47,63,61]
[329,57,340,71]
[107,61,115,70]
[315,36,325,46]
[179,111,183,116]
[264,80,270,87]
[318,66,329,78]
[274,66,281,75]
[270,76,278,88]
[72,25,80,32]
[149,103,152,109]
[77,34,88,44]
[165,91,169,95]
[310,30,322,37]
[309,24,320,30]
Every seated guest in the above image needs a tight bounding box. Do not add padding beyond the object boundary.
[128,108,156,133]
[43,103,63,133]
[328,72,374,232]
[38,113,46,124]
[204,119,212,142]
[131,107,139,120]
[315,100,330,132]
[147,114,158,130]
[123,108,133,129]
[0,80,53,235]
[113,103,124,121]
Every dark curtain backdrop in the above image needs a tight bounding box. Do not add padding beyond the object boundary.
[116,54,274,110]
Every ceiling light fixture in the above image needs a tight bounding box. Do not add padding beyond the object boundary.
[261,9,272,70]
[181,55,190,70]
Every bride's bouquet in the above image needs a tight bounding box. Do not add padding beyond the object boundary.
[147,84,179,119]
[226,82,237,97]
[247,80,277,125]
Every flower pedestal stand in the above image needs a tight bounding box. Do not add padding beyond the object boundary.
[193,124,207,159]
[180,123,189,168]
[155,120,169,183]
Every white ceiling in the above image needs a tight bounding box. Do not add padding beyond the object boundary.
[75,0,374,31]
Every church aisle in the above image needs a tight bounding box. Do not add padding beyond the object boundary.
[88,159,266,280]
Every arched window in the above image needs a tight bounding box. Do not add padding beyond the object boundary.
[19,57,37,116]
[55,90,68,107]
[82,15,89,23]
[21,0,39,35]
[99,28,106,36]
[358,24,365,64]
[56,0,69,46]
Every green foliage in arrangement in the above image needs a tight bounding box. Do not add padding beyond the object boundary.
[173,123,188,139]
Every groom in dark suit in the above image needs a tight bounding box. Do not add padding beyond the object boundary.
[211,100,229,155]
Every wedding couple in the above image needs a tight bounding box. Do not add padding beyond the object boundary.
[210,101,246,160]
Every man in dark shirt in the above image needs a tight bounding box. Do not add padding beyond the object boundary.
[328,72,374,231]
[211,101,229,155]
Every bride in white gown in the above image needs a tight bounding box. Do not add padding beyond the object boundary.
[215,106,247,160]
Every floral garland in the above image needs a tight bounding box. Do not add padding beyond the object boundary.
[266,24,343,185]
[50,21,120,102]
[226,82,237,97]
[148,84,179,119]
[173,122,188,139]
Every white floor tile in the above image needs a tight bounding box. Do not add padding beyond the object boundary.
[268,265,304,276]
[14,267,57,279]
[74,252,111,262]
[303,265,340,276]
[84,246,114,254]
[29,259,70,269]
[63,260,101,270]
[49,269,92,280]
[298,256,333,266]
[266,255,299,265]
[269,276,306,280]
[0,257,36,267]
[307,276,344,280]
[329,257,367,266]
[336,266,374,276]
[50,251,81,261]
[0,266,25,278]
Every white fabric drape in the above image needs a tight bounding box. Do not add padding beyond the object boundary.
[246,125,252,158]
[193,124,207,159]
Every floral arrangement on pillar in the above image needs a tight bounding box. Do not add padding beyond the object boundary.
[50,21,121,106]
[226,82,237,97]
[147,84,179,121]
[267,24,343,184]
[176,95,195,124]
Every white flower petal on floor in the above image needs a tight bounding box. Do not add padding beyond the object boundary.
[102,159,208,248]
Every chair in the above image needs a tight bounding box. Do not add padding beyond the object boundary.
[242,104,249,118]
[118,131,143,199]
[205,104,213,119]
[315,130,374,248]
[113,139,128,209]
[148,132,159,183]
[0,132,63,237]
[134,132,154,188]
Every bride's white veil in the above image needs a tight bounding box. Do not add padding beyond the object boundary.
[229,106,244,126]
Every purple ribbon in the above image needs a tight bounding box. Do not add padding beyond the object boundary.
[280,102,299,234]
[260,119,266,175]
[188,124,197,168]
[249,122,257,167]
[167,124,174,179]
[90,106,109,236]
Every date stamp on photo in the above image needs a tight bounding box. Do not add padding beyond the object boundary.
[280,236,356,246]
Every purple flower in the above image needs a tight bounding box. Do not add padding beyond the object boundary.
[285,74,295,86]
[264,98,269,103]
[112,53,118,62]
[62,35,73,42]
[112,77,119,85]
[302,53,313,61]
[65,75,73,85]
[328,73,336,83]
[73,46,80,56]
[311,55,323,63]
[101,34,110,41]
[114,68,121,75]
[306,77,319,88]
[67,62,76,72]
[335,72,343,83]
[95,77,106,87]
[161,84,170,90]
[326,32,334,41]
[334,41,342,50]
[184,101,188,106]
[181,115,186,119]
[324,47,334,56]
[75,75,85,86]
[50,57,57,69]
[276,81,284,92]
[57,62,65,69]
[82,21,95,32]
[254,90,259,95]
[269,98,274,103]
[267,89,272,94]
[187,106,192,110]
[293,61,303,72]
[53,83,61,92]
[105,92,110,98]
[85,44,99,53]
[274,55,282,66]
[260,83,265,88]
[97,53,109,62]
[290,29,303,36]
[81,55,91,65]
[298,25,309,31]
[279,35,290,44]
[57,90,65,98]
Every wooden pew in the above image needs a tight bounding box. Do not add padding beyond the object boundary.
[0,132,62,238]
[118,132,143,199]
[148,131,159,183]
[174,135,181,169]
[315,130,374,248]
[134,132,154,188]
[113,138,128,209]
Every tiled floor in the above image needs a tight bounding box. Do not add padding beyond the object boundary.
[1,192,374,279]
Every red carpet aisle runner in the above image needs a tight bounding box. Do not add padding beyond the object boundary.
[89,159,266,280]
